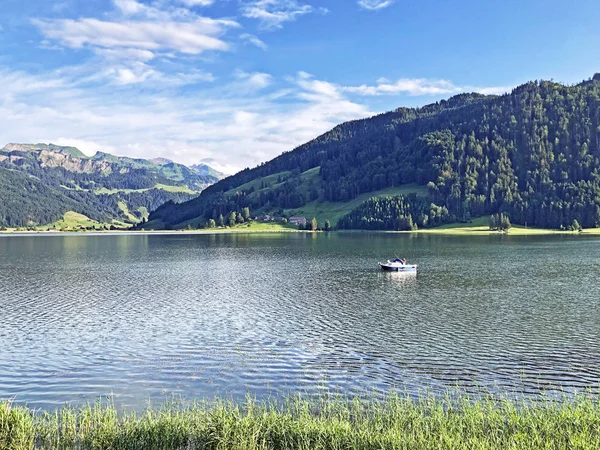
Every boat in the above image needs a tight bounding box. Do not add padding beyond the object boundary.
[378,258,417,272]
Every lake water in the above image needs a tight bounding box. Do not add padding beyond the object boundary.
[1,232,600,410]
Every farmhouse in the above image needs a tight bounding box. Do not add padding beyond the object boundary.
[289,216,307,226]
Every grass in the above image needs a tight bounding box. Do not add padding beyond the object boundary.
[93,184,198,195]
[153,184,198,194]
[416,216,600,236]
[226,170,291,194]
[117,201,138,223]
[139,219,300,233]
[2,393,600,449]
[286,184,429,227]
[50,211,106,230]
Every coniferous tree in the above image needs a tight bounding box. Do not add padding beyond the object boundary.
[148,76,600,231]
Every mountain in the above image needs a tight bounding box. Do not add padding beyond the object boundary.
[190,163,227,180]
[0,143,222,228]
[147,74,600,231]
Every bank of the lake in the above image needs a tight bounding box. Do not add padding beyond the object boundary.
[2,217,600,236]
[3,394,600,450]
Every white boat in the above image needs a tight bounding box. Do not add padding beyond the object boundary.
[378,258,417,272]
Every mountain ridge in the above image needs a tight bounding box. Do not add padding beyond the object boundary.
[0,143,226,228]
[147,74,600,230]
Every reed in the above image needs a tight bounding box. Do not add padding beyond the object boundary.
[2,393,600,449]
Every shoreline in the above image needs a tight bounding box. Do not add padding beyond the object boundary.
[2,228,600,237]
[2,224,600,237]
[3,394,600,449]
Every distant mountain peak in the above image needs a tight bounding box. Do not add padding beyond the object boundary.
[150,157,172,166]
[190,162,227,180]
[3,143,86,159]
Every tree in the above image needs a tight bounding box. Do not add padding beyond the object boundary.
[324,220,331,231]
[147,76,600,232]
[570,219,582,231]
[236,212,244,223]
[500,213,511,231]
[311,217,318,231]
[208,218,216,228]
[242,207,251,222]
[228,212,236,227]
[218,214,225,227]
[490,213,511,231]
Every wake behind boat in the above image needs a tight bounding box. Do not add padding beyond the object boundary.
[379,258,417,272]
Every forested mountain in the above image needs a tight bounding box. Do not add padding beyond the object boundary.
[148,74,600,230]
[0,143,224,227]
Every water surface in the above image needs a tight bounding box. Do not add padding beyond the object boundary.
[1,232,599,409]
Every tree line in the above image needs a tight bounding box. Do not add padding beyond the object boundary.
[149,75,600,230]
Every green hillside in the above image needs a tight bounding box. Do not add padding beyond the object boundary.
[148,74,600,231]
[0,143,222,228]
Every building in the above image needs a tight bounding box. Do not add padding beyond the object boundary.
[289,216,307,226]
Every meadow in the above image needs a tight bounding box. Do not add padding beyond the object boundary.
[2,393,600,449]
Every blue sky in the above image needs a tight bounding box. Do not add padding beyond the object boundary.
[0,0,599,173]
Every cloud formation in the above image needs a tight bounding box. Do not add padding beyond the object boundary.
[357,0,395,10]
[32,0,238,87]
[345,77,512,96]
[0,67,371,174]
[33,17,238,55]
[11,0,517,175]
[240,0,318,30]
[240,33,268,50]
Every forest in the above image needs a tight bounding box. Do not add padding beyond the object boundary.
[149,74,600,230]
[0,145,218,227]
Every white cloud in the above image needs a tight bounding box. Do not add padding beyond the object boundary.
[240,33,268,50]
[31,0,232,87]
[240,0,315,30]
[358,0,394,10]
[235,70,272,89]
[94,47,156,62]
[0,66,371,173]
[114,68,152,84]
[33,18,237,55]
[345,77,512,96]
[113,0,146,15]
[179,0,216,6]
[53,138,116,156]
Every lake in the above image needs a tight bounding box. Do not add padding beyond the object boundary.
[1,232,599,410]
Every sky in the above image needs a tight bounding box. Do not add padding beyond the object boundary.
[0,0,599,174]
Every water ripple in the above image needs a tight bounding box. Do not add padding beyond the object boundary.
[1,233,600,410]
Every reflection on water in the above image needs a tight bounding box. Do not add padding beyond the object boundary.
[1,232,600,410]
[378,271,418,285]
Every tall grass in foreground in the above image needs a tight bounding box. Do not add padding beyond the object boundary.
[2,393,600,449]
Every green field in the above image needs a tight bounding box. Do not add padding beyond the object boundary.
[415,216,600,236]
[3,394,600,449]
[286,184,429,227]
[36,211,130,232]
[227,170,292,194]
[93,184,197,195]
